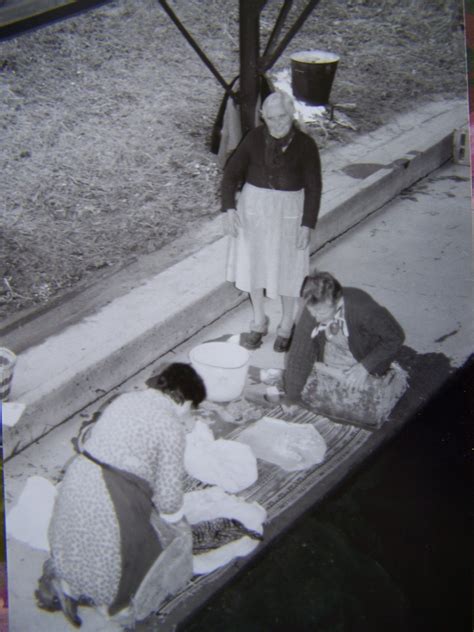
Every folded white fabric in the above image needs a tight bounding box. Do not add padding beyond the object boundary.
[237,416,327,471]
[1,401,26,427]
[6,475,57,551]
[183,486,266,575]
[184,421,258,493]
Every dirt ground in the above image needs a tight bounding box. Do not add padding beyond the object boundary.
[0,0,466,321]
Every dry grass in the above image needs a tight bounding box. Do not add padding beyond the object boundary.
[0,0,466,319]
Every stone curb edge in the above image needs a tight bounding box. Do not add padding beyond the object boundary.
[2,105,465,460]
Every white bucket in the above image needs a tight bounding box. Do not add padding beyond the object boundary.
[189,342,250,403]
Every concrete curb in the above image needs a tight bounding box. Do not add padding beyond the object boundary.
[3,99,467,460]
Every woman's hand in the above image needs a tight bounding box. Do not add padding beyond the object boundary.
[223,208,241,237]
[297,226,311,250]
[344,363,369,389]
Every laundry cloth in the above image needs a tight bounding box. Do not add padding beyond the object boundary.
[6,475,57,551]
[237,416,327,471]
[183,487,266,575]
[185,421,258,493]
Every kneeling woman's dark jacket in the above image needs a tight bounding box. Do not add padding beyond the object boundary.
[285,287,405,401]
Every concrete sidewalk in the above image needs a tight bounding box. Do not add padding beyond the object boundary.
[3,159,472,632]
[1,98,467,460]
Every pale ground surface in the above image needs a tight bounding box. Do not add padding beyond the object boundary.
[3,161,473,632]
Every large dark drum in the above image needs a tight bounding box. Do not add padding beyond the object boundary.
[291,50,339,106]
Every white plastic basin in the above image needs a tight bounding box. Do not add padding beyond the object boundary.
[189,342,250,403]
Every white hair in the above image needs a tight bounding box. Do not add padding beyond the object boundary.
[261,91,296,118]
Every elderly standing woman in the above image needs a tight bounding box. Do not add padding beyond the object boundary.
[284,271,407,419]
[221,91,322,352]
[36,363,206,629]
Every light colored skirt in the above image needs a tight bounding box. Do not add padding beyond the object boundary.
[225,183,309,299]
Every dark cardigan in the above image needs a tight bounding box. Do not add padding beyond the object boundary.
[221,125,322,229]
[284,287,405,401]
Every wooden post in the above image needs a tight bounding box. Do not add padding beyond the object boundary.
[239,0,265,134]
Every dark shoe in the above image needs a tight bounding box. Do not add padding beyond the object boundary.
[273,325,294,353]
[240,316,269,350]
[240,330,265,350]
[273,335,291,353]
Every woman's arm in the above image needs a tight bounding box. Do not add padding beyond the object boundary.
[284,307,320,401]
[221,132,252,212]
[350,293,405,374]
[153,416,186,522]
[301,135,322,229]
[359,304,405,373]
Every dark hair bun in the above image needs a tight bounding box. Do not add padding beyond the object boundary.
[147,363,206,407]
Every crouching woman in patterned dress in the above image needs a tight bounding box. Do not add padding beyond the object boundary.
[36,363,206,629]
[283,272,407,424]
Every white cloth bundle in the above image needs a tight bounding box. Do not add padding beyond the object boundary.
[237,416,327,471]
[184,421,258,493]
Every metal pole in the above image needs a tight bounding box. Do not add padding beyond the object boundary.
[158,0,236,98]
[262,0,293,60]
[261,0,322,72]
[239,0,264,134]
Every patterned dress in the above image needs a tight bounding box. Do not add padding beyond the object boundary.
[48,389,190,610]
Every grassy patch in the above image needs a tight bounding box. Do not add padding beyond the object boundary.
[0,0,466,319]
